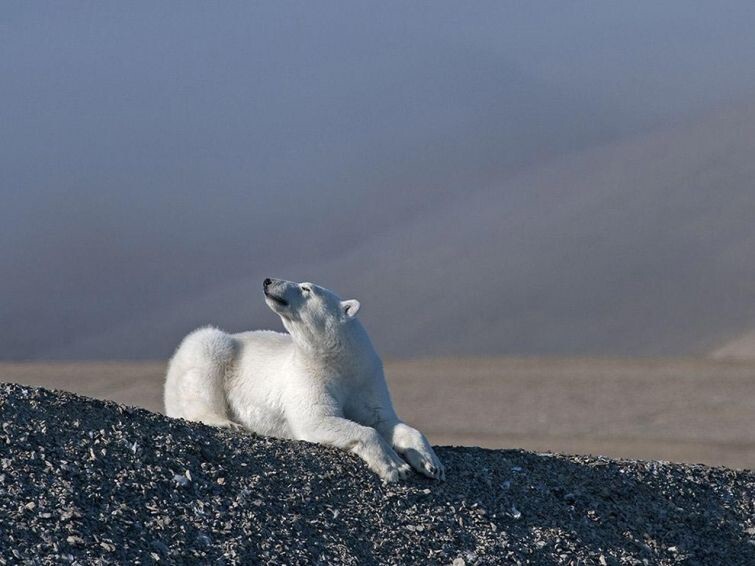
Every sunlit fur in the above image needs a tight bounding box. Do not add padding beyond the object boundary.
[164,278,444,482]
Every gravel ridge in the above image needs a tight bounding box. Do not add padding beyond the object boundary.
[0,383,753,565]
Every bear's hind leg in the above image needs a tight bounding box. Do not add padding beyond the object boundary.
[172,367,241,428]
[164,327,241,429]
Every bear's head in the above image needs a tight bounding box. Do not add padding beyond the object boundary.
[263,278,362,352]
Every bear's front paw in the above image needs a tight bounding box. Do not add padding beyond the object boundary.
[392,424,445,481]
[402,446,445,481]
[373,455,412,483]
[362,437,411,483]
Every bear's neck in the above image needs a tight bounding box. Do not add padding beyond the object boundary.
[293,319,380,372]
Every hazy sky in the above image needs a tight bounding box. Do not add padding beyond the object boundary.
[3,2,755,359]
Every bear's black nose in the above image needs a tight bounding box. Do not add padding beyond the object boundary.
[263,278,272,290]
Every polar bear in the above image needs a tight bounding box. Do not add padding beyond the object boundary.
[164,278,444,482]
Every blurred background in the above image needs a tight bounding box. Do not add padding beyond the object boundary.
[2,2,753,468]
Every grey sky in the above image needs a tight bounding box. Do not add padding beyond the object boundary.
[3,3,755,359]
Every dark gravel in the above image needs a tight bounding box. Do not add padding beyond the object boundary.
[0,383,753,565]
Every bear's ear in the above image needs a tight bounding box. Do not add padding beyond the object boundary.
[340,299,361,319]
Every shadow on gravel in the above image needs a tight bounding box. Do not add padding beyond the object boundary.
[0,383,753,565]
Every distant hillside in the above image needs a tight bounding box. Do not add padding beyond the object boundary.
[712,331,755,360]
[48,100,755,359]
[0,46,614,360]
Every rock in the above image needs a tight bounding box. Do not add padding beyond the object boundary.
[151,540,170,555]
[0,382,753,565]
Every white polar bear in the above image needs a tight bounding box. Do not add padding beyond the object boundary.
[164,278,444,482]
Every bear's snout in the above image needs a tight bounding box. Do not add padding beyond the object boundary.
[263,278,289,306]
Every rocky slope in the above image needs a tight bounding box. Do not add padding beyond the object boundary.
[0,383,753,564]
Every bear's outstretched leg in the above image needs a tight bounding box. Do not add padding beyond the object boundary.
[294,415,411,482]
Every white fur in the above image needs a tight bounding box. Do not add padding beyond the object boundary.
[164,278,444,482]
